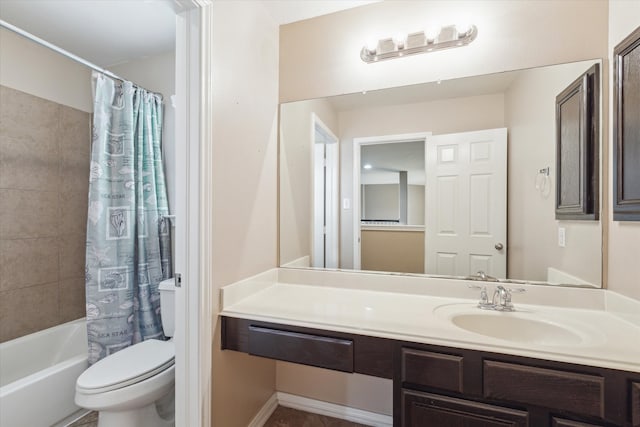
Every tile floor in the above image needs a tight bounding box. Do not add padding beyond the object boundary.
[264,406,371,427]
[67,411,97,427]
[66,406,370,427]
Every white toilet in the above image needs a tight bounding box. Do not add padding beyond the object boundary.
[75,278,176,427]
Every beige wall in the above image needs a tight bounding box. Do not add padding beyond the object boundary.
[505,61,602,285]
[277,0,609,415]
[0,28,92,113]
[361,229,425,274]
[0,85,90,342]
[280,98,338,266]
[280,0,608,102]
[211,2,279,426]
[607,0,640,300]
[362,184,399,220]
[339,93,505,268]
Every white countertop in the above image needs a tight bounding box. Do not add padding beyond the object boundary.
[220,268,640,373]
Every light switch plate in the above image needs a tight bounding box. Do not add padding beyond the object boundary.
[558,227,566,247]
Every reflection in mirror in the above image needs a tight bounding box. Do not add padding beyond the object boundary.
[279,59,603,288]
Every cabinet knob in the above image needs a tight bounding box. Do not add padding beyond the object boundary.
[495,243,504,250]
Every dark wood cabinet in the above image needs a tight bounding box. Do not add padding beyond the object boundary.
[632,382,640,427]
[221,316,640,426]
[402,389,529,427]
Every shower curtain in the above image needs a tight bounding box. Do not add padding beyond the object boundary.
[85,72,172,364]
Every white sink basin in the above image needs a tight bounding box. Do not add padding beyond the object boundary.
[450,313,584,345]
[434,304,603,347]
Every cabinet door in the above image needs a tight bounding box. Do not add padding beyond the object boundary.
[402,389,528,427]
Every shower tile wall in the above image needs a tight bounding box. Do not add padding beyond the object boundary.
[0,85,90,342]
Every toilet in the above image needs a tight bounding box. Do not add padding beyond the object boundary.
[75,278,176,427]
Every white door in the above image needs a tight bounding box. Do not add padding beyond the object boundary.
[425,128,507,278]
[312,115,339,268]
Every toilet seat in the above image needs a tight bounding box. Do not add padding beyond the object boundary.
[77,339,174,395]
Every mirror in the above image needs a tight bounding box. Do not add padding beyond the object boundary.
[279,59,603,288]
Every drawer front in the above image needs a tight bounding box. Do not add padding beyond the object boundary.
[551,417,604,427]
[248,326,354,372]
[633,382,640,427]
[402,389,529,427]
[402,348,464,393]
[484,360,604,418]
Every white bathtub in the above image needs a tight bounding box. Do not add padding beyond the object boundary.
[0,318,89,427]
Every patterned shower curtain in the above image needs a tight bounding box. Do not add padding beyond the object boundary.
[85,72,172,364]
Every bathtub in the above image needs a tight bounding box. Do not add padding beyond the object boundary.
[0,318,89,427]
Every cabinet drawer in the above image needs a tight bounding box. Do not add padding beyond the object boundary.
[632,382,640,427]
[402,389,529,427]
[248,326,353,372]
[402,348,463,393]
[484,360,604,418]
[551,417,604,427]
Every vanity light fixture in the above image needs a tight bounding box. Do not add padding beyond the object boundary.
[361,24,478,63]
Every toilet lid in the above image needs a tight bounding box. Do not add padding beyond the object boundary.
[77,339,174,394]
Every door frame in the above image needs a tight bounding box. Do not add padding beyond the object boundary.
[174,2,212,426]
[352,132,431,270]
[311,113,339,268]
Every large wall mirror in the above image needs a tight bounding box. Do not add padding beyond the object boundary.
[279,59,603,288]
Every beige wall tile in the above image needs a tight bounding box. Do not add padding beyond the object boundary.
[59,191,88,236]
[0,237,59,291]
[0,282,59,342]
[60,107,90,193]
[0,85,60,144]
[0,189,59,239]
[59,277,85,323]
[0,135,60,191]
[59,233,86,279]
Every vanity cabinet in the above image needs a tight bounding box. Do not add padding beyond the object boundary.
[220,316,640,427]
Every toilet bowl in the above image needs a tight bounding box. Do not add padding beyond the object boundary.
[75,278,176,427]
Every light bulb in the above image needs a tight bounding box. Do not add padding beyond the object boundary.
[424,26,440,42]
[393,33,406,49]
[363,164,372,170]
[456,22,472,37]
[365,39,378,54]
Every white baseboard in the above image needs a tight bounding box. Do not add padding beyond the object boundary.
[247,393,279,427]
[276,392,393,427]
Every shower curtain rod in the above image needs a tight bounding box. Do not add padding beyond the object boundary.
[0,19,161,97]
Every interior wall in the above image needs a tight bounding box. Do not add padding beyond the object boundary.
[361,229,425,274]
[339,93,505,269]
[280,0,608,103]
[0,85,90,342]
[277,0,609,415]
[210,2,280,426]
[0,28,92,112]
[0,29,92,342]
[279,98,338,266]
[607,0,640,300]
[505,61,602,285]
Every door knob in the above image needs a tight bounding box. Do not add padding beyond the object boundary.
[495,243,504,250]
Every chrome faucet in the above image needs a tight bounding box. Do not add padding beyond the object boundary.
[470,284,525,311]
[466,270,499,282]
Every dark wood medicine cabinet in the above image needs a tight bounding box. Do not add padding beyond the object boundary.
[613,25,640,221]
[555,64,600,220]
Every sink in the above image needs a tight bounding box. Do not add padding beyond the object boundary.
[433,304,601,347]
[450,313,584,345]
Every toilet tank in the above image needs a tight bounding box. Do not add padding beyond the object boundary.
[158,278,175,338]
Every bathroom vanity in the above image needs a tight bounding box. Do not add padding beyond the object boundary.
[220,269,640,427]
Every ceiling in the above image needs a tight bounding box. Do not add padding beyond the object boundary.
[0,0,377,68]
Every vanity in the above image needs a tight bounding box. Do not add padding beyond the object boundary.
[220,268,640,427]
